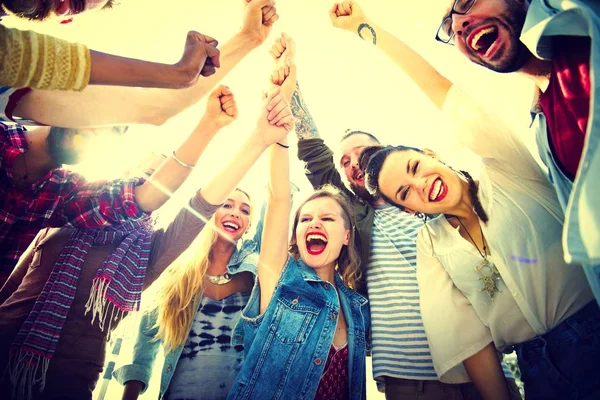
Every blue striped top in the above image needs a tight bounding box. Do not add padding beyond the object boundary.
[367,205,438,381]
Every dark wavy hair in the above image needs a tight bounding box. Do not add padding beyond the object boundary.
[361,145,488,223]
[288,185,362,289]
[361,145,424,208]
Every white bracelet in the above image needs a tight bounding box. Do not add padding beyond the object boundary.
[172,151,196,169]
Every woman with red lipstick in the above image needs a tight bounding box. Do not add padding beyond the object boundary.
[361,90,599,399]
[227,66,370,400]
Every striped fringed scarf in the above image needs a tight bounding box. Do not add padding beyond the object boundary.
[9,219,153,400]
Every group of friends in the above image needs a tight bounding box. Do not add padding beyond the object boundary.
[0,0,598,399]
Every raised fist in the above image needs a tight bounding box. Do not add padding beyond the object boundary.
[329,1,367,32]
[269,33,296,65]
[173,31,221,87]
[241,0,279,45]
[269,57,297,100]
[205,85,239,129]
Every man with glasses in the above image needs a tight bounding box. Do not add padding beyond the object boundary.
[435,0,600,309]
[328,3,521,399]
[330,1,599,399]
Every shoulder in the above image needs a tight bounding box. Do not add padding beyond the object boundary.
[416,216,447,256]
[522,0,596,58]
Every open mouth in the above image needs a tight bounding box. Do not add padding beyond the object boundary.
[428,178,447,202]
[353,170,364,183]
[468,25,500,58]
[305,232,328,256]
[222,220,240,233]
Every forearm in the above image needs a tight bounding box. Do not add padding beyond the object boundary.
[258,138,291,312]
[121,381,143,400]
[156,32,259,121]
[267,137,291,202]
[464,343,511,400]
[354,19,452,110]
[200,132,268,205]
[290,81,321,140]
[12,33,258,128]
[134,118,220,212]
[89,51,188,89]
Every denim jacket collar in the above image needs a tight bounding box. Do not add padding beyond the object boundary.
[294,258,368,307]
[226,239,258,276]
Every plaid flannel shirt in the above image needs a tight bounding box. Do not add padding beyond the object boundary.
[0,123,147,283]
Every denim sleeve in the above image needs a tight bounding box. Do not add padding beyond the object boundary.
[112,311,161,394]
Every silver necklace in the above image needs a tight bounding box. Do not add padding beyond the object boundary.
[206,273,232,285]
[457,218,502,301]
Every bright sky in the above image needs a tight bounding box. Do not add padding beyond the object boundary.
[5,0,537,398]
[4,0,537,212]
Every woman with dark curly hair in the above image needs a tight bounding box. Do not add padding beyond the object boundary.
[361,113,599,399]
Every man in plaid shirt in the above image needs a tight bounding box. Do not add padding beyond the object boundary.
[1,122,149,286]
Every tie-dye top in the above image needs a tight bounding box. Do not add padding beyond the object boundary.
[165,291,250,400]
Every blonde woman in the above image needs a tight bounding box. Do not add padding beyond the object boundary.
[113,79,296,399]
[115,188,259,400]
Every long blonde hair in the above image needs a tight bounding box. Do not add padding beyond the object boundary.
[288,185,362,289]
[152,189,251,352]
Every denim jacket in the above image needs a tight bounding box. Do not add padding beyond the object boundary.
[112,238,259,399]
[228,257,371,400]
[522,0,600,300]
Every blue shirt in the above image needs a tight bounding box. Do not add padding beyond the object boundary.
[522,0,600,301]
[229,257,371,400]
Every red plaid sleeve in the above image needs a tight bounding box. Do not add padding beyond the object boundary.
[52,174,149,229]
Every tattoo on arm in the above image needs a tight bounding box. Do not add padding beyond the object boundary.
[290,81,320,140]
[357,23,377,45]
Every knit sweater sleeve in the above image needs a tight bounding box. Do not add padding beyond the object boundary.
[0,25,91,91]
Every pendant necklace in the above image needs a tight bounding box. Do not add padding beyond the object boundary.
[457,218,502,301]
[206,273,232,285]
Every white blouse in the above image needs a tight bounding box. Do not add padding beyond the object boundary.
[416,85,594,383]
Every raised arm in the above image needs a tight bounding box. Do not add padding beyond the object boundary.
[267,33,320,140]
[257,57,297,313]
[258,134,291,313]
[10,0,278,128]
[57,84,236,229]
[330,1,452,110]
[199,70,293,207]
[133,84,238,212]
[0,25,219,91]
[88,31,220,89]
[267,34,351,197]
